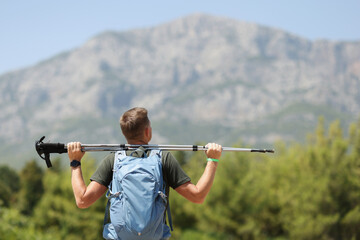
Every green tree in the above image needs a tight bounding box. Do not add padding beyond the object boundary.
[0,165,20,207]
[0,207,54,240]
[32,156,106,240]
[17,160,44,215]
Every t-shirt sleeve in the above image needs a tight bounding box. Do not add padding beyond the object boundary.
[90,153,114,187]
[162,152,191,189]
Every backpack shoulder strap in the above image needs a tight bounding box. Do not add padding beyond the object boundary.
[149,149,161,158]
[114,150,128,169]
[114,150,127,164]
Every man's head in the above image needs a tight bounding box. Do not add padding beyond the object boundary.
[120,107,152,143]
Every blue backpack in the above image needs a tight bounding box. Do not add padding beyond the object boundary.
[103,149,173,240]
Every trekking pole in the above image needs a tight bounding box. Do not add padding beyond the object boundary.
[35,136,275,168]
[81,144,274,153]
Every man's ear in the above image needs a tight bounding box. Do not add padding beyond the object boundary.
[144,126,150,138]
[144,125,152,141]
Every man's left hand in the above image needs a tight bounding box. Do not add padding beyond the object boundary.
[67,142,85,161]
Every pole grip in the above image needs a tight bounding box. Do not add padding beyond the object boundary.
[36,141,67,154]
[39,142,67,154]
[35,136,67,168]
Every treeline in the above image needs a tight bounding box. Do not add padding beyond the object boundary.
[0,118,359,240]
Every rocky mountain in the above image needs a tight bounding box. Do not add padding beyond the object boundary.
[1,14,359,168]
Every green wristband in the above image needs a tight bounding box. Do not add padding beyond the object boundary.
[207,158,219,162]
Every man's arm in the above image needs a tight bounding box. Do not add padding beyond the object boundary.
[68,142,108,208]
[175,143,222,204]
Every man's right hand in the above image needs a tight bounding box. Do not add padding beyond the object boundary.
[205,143,222,160]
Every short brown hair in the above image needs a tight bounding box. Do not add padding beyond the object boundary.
[120,107,150,141]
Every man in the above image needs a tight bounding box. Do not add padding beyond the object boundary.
[68,107,222,238]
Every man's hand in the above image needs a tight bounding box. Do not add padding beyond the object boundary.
[205,143,222,160]
[67,142,85,162]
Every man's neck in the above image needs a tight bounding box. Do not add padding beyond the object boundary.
[127,140,148,145]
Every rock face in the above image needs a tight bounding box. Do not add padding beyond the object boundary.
[0,14,359,166]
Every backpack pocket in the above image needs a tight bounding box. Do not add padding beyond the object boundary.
[123,170,158,234]
[109,194,126,234]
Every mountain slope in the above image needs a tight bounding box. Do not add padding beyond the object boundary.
[0,14,359,168]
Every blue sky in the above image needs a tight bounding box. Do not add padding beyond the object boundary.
[1,0,359,75]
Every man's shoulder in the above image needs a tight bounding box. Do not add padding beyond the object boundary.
[161,151,175,165]
[90,152,115,187]
[105,152,116,161]
[99,152,116,170]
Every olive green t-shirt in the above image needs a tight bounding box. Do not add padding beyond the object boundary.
[90,148,191,191]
